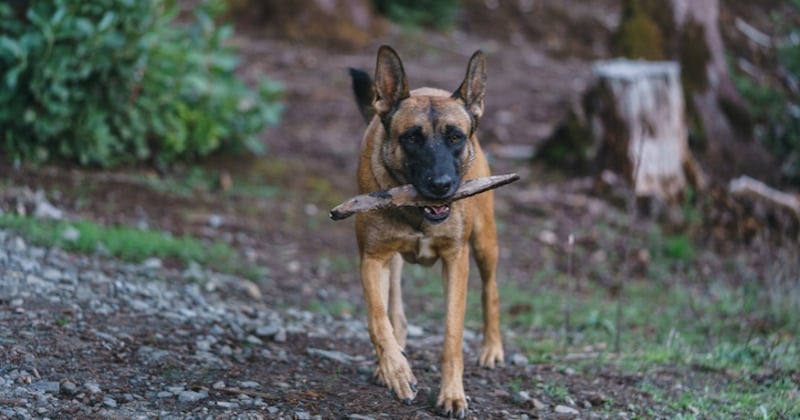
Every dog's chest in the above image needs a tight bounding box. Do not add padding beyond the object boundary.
[400,235,437,266]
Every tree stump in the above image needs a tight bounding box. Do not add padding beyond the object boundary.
[588,59,701,201]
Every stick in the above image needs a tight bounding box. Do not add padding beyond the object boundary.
[329,173,520,220]
[729,175,800,219]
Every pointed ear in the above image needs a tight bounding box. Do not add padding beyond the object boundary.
[453,50,487,120]
[373,45,409,115]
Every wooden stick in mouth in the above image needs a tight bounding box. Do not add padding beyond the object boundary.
[329,173,520,221]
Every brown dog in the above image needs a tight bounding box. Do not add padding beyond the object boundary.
[349,46,503,418]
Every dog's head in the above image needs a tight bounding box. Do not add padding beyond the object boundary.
[372,46,486,223]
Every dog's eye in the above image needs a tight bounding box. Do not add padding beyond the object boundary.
[400,128,424,145]
[449,133,463,142]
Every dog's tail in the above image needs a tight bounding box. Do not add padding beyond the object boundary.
[349,67,375,124]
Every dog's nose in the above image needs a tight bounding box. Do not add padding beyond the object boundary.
[429,174,454,197]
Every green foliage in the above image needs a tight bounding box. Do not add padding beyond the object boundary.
[661,234,694,262]
[0,0,283,167]
[371,0,459,30]
[732,1,800,183]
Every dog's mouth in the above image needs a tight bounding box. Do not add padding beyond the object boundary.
[420,204,451,223]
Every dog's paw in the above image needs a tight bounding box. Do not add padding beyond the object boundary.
[478,341,504,369]
[436,392,468,418]
[376,348,417,402]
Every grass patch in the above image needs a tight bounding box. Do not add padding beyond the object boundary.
[133,165,282,199]
[495,261,799,418]
[0,212,263,279]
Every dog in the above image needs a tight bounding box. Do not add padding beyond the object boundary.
[348,45,503,418]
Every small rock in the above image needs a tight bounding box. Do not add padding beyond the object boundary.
[157,391,173,398]
[532,398,546,410]
[61,226,81,242]
[142,257,162,270]
[255,325,280,338]
[287,260,301,274]
[84,381,102,394]
[11,236,26,252]
[166,385,185,394]
[182,261,206,281]
[209,325,226,335]
[42,268,62,281]
[239,381,260,389]
[273,328,288,343]
[295,411,312,420]
[513,390,531,403]
[103,397,117,408]
[349,415,376,420]
[60,379,78,395]
[583,400,592,409]
[509,353,528,366]
[31,381,61,394]
[212,380,226,390]
[538,230,558,246]
[554,405,579,415]
[196,339,213,352]
[306,347,358,364]
[208,214,224,228]
[406,324,424,337]
[245,335,263,345]
[178,390,208,403]
[35,200,63,220]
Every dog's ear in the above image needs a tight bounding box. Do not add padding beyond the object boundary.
[453,50,487,120]
[374,45,409,115]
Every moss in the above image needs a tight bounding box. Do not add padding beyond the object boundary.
[640,0,677,53]
[533,109,594,173]
[612,0,666,60]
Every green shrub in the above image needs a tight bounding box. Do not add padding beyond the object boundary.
[733,0,800,183]
[0,0,283,167]
[371,0,460,30]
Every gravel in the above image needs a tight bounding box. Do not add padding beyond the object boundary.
[0,229,374,418]
[0,228,641,419]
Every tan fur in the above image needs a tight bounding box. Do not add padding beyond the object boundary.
[353,46,503,418]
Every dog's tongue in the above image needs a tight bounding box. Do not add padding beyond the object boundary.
[426,205,449,215]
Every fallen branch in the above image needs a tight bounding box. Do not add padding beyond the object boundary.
[729,175,800,219]
[329,173,520,220]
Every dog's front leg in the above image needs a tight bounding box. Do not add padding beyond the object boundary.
[437,245,470,418]
[361,255,417,404]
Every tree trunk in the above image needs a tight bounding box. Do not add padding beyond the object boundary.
[606,0,777,182]
[588,59,701,201]
[670,0,776,181]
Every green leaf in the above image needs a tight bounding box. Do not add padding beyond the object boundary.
[0,36,22,57]
[98,12,115,31]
